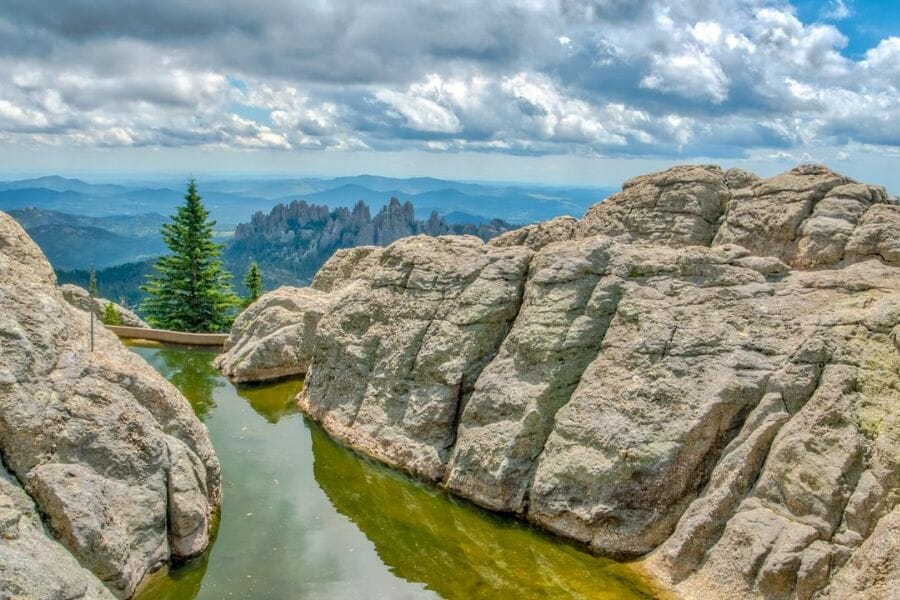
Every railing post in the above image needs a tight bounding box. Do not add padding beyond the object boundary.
[89,265,95,352]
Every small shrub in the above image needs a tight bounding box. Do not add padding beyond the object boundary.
[102,301,122,325]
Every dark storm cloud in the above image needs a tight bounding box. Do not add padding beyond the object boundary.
[0,0,555,84]
[0,0,897,158]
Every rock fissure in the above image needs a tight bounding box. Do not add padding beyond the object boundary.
[221,164,897,600]
[1,212,221,599]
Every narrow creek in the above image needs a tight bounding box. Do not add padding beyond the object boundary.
[129,342,661,600]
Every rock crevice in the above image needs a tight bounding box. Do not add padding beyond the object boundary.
[0,212,220,599]
[226,164,899,600]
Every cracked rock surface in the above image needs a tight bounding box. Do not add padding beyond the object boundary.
[292,165,900,599]
[0,212,221,598]
[215,286,330,383]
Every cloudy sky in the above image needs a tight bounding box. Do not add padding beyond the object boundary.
[0,0,898,188]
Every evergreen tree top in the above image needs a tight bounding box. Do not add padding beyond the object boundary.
[140,179,238,332]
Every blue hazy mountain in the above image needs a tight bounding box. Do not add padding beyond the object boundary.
[0,174,612,229]
[0,181,274,227]
[442,211,490,225]
[0,173,613,281]
[8,208,169,269]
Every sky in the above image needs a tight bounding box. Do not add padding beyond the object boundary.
[0,0,898,189]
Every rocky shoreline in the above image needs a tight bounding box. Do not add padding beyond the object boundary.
[0,212,220,598]
[220,165,899,599]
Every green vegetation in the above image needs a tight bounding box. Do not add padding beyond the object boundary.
[224,198,513,288]
[242,262,263,308]
[101,302,121,325]
[130,344,659,600]
[140,180,238,332]
[57,259,156,310]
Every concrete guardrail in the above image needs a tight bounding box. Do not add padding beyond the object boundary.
[107,325,229,347]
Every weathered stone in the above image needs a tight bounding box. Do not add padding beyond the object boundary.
[446,236,622,512]
[300,235,532,482]
[214,286,330,383]
[60,283,149,328]
[488,215,578,251]
[310,246,379,293]
[287,165,900,600]
[714,165,854,268]
[525,244,816,558]
[817,506,900,600]
[844,204,900,266]
[0,211,220,598]
[578,164,729,247]
[0,464,114,600]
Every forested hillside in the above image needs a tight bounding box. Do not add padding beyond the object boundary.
[224,198,513,287]
[56,259,155,309]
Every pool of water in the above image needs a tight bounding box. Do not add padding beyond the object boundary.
[129,343,661,600]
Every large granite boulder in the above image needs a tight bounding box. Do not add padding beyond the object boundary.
[214,286,330,383]
[60,283,149,328]
[309,245,379,293]
[489,215,579,251]
[301,235,532,481]
[0,464,114,599]
[577,164,733,247]
[0,212,221,598]
[290,165,899,600]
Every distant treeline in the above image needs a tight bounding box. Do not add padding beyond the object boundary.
[56,259,155,309]
[57,198,515,314]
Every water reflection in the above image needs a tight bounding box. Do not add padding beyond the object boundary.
[129,343,661,600]
[128,342,222,419]
[310,426,657,600]
[235,379,304,423]
[132,553,210,600]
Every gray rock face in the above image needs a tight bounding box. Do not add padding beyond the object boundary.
[0,464,114,600]
[0,212,220,598]
[61,283,149,328]
[214,286,330,383]
[310,246,379,293]
[578,164,732,247]
[489,215,579,251]
[301,235,532,481]
[289,165,899,600]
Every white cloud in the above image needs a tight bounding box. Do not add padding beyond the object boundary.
[691,21,722,46]
[821,0,852,21]
[0,0,896,163]
[374,82,462,134]
[641,49,730,103]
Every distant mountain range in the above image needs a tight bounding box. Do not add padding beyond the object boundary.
[0,174,612,229]
[52,198,514,311]
[8,208,169,269]
[224,198,514,288]
[2,173,613,312]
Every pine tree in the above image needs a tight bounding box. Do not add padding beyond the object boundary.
[102,302,121,325]
[140,179,238,332]
[242,262,263,308]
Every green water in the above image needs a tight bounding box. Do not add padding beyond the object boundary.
[129,343,660,600]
